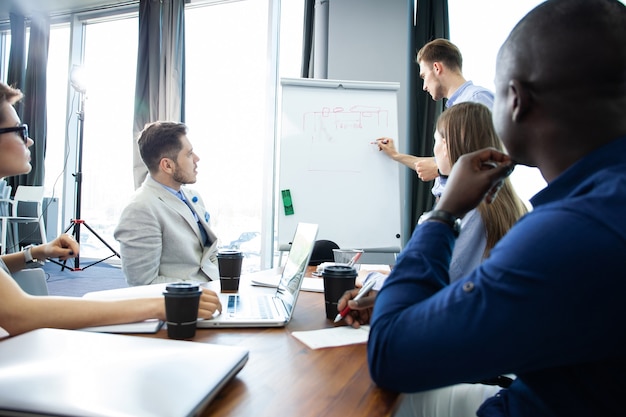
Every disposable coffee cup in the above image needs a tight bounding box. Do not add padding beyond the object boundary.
[217,249,244,292]
[163,282,201,340]
[332,249,364,271]
[322,265,357,320]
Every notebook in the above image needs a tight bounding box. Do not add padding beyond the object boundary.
[0,328,248,417]
[198,222,318,328]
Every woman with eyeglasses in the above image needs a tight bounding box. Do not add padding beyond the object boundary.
[0,81,222,336]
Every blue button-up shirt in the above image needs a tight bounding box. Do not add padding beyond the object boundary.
[446,80,494,109]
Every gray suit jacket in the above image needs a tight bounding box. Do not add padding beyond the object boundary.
[114,175,220,286]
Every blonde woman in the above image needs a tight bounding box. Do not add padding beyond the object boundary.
[433,101,527,280]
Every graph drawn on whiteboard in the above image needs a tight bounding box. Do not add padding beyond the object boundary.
[278,78,403,251]
[303,105,390,173]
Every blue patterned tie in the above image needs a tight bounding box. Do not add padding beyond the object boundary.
[179,192,211,246]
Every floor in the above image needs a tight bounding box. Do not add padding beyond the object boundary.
[42,258,128,297]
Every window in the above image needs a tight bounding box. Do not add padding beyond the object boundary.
[185,1,270,273]
[1,0,304,269]
[44,24,71,234]
[74,17,138,259]
[185,0,303,272]
[448,0,547,206]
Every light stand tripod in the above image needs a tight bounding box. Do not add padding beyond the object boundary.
[47,79,120,271]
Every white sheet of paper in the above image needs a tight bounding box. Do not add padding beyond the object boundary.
[359,264,391,272]
[291,325,370,349]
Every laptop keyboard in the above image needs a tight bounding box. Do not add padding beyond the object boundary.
[227,295,275,319]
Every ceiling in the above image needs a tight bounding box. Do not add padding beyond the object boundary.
[0,0,135,23]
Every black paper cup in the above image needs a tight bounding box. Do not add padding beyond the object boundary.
[163,282,201,339]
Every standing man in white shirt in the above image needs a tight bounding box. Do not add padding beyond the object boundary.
[375,38,494,182]
[115,121,220,286]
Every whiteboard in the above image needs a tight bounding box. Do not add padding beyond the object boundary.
[277,78,403,251]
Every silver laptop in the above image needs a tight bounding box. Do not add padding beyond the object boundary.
[0,328,248,417]
[199,222,318,328]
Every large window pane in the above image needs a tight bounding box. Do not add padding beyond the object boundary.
[448,0,547,206]
[44,24,71,237]
[185,0,303,273]
[278,0,305,79]
[78,17,137,259]
[185,1,271,272]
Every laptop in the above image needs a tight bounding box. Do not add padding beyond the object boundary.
[198,222,318,328]
[0,328,248,417]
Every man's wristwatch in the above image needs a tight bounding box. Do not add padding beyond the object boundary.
[418,210,462,237]
[23,244,44,266]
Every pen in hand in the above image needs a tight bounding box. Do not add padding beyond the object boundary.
[333,278,376,323]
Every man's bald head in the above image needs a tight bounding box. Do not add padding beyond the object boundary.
[492,0,626,178]
[500,0,626,99]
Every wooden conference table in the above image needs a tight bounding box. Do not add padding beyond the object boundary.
[139,267,399,417]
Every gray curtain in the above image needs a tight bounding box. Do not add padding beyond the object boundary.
[408,0,449,228]
[300,0,315,78]
[132,0,186,189]
[7,13,26,119]
[300,0,328,79]
[5,13,50,251]
[6,13,49,189]
[18,13,49,188]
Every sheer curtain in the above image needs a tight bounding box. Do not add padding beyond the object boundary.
[133,0,186,188]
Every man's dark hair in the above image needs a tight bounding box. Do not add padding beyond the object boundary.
[416,38,463,72]
[137,121,187,173]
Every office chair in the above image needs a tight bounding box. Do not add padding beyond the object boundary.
[308,240,340,266]
[0,186,47,255]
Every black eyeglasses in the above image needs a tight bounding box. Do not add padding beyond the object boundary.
[0,124,29,144]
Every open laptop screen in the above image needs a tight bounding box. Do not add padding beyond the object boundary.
[275,222,318,314]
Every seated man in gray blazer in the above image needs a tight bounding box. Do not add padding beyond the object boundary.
[114,121,220,286]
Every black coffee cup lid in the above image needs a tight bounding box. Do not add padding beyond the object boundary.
[322,265,356,276]
[218,249,243,257]
[165,282,200,293]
